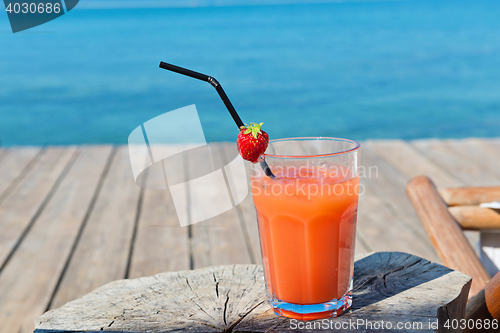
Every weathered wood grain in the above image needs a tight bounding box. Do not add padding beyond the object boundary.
[128,145,191,278]
[371,140,483,254]
[412,139,500,188]
[477,139,500,172]
[412,139,500,254]
[368,139,463,188]
[35,252,471,333]
[367,140,483,256]
[361,143,438,261]
[406,176,490,297]
[443,139,500,274]
[49,147,142,309]
[189,143,252,268]
[0,147,77,270]
[0,147,40,203]
[354,235,370,254]
[357,179,439,261]
[0,146,113,333]
[445,139,500,183]
[219,142,260,263]
[231,194,262,261]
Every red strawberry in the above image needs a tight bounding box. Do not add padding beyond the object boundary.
[236,122,269,163]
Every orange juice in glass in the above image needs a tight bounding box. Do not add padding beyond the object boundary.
[250,137,360,320]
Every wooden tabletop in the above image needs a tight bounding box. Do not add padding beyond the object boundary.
[0,138,499,333]
[34,252,472,333]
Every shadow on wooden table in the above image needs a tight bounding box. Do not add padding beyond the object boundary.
[352,252,452,309]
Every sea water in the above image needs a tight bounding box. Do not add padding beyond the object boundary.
[0,0,499,145]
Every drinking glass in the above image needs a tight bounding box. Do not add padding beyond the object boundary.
[250,137,360,320]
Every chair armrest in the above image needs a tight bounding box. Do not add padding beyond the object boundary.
[406,176,490,296]
[449,206,500,230]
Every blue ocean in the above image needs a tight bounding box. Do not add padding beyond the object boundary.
[1,0,499,146]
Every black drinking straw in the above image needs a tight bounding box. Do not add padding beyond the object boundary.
[159,61,275,179]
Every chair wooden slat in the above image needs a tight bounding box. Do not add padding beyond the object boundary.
[449,205,500,230]
[439,187,500,207]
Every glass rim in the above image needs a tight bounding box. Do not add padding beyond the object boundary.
[263,137,361,159]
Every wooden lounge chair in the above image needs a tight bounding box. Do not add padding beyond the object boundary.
[406,176,500,327]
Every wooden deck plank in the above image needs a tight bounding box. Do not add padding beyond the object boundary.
[219,142,260,264]
[477,139,500,177]
[0,147,77,271]
[476,137,500,152]
[369,140,485,256]
[359,144,438,261]
[410,139,500,254]
[0,139,496,332]
[412,139,500,187]
[355,235,370,254]
[357,175,440,261]
[356,182,415,252]
[128,146,190,278]
[231,195,262,263]
[442,138,500,255]
[367,139,463,188]
[50,147,142,309]
[445,138,500,183]
[0,147,41,204]
[189,143,252,269]
[0,146,113,333]
[367,140,480,250]
[184,146,211,269]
